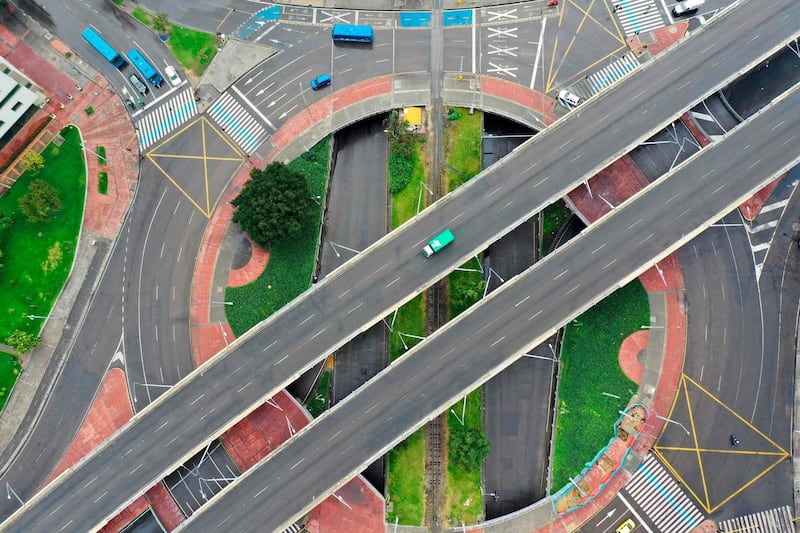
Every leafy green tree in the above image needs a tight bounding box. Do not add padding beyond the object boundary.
[231,162,316,247]
[448,426,491,470]
[6,329,39,354]
[0,209,13,229]
[21,151,44,173]
[384,110,419,193]
[152,12,169,32]
[18,179,61,223]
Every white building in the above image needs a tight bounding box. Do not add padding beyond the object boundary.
[0,57,46,141]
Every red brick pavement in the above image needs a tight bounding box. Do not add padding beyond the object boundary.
[619,330,648,384]
[480,76,561,125]
[220,390,310,470]
[627,21,688,56]
[566,156,650,224]
[227,234,269,287]
[190,157,264,367]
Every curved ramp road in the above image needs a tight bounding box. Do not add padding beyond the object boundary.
[185,83,800,532]
[5,0,800,530]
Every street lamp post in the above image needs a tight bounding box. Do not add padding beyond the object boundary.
[656,414,691,436]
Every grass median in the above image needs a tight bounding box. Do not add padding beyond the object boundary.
[551,279,649,490]
[225,137,330,335]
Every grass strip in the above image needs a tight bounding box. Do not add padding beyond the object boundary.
[98,172,108,194]
[444,107,482,191]
[225,137,330,336]
[551,280,649,489]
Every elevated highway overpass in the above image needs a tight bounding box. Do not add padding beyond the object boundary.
[4,0,799,530]
[185,78,800,532]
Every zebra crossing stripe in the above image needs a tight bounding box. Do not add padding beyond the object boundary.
[615,0,666,36]
[208,92,269,155]
[136,88,198,149]
[717,505,794,533]
[624,454,704,533]
[574,54,640,99]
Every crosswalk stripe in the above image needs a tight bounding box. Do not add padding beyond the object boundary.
[135,88,198,150]
[624,454,704,533]
[614,0,666,36]
[572,54,640,100]
[208,92,269,155]
[717,505,794,533]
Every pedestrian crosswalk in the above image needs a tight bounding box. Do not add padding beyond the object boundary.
[281,523,303,533]
[135,88,198,150]
[622,454,704,533]
[571,54,640,99]
[717,505,795,533]
[613,0,666,36]
[207,91,270,156]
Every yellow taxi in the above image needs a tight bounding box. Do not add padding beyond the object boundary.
[616,519,636,533]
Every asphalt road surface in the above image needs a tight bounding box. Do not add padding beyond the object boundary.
[185,82,800,532]
[4,1,799,529]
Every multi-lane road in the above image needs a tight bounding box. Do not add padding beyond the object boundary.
[4,0,799,529]
[187,81,800,531]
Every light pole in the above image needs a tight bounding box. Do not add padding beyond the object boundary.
[6,483,23,506]
[211,301,233,306]
[656,414,691,436]
[27,314,60,320]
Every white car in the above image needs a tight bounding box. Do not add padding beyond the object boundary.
[558,89,581,107]
[164,65,182,87]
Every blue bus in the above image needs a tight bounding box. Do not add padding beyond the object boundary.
[331,24,374,43]
[81,27,126,69]
[127,48,164,88]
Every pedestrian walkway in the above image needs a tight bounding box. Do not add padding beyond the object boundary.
[614,0,667,37]
[207,90,270,155]
[571,53,640,100]
[622,453,705,533]
[716,505,795,533]
[135,87,198,150]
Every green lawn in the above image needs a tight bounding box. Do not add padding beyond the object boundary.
[0,126,86,343]
[443,107,482,191]
[168,25,218,76]
[551,280,649,490]
[0,351,21,411]
[541,199,572,256]
[132,7,151,26]
[305,367,330,418]
[98,172,108,195]
[387,428,426,525]
[445,388,484,524]
[225,138,330,335]
[391,141,427,229]
[96,146,106,166]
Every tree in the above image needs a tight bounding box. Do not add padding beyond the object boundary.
[231,162,317,247]
[18,179,61,223]
[0,209,13,229]
[153,13,170,32]
[21,151,44,173]
[6,329,39,354]
[448,426,491,470]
